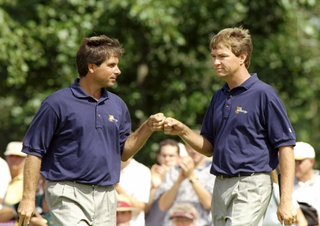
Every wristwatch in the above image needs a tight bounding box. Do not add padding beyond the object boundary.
[189,177,197,184]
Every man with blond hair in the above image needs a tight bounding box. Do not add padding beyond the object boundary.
[164,27,297,226]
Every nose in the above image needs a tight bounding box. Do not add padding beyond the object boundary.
[115,65,121,75]
[165,156,171,161]
[213,58,220,66]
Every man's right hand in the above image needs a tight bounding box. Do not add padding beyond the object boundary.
[17,199,35,226]
[164,117,185,136]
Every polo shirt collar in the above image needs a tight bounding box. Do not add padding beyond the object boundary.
[221,73,258,92]
[70,78,109,102]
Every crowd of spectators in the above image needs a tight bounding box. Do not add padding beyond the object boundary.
[1,139,319,226]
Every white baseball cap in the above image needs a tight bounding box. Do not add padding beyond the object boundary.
[4,141,26,157]
[294,141,315,160]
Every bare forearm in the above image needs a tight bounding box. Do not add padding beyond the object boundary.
[115,184,145,210]
[296,208,308,226]
[278,146,295,203]
[22,155,42,201]
[122,121,152,161]
[189,177,212,210]
[122,113,165,161]
[0,206,16,222]
[126,196,146,211]
[179,126,213,157]
[158,181,180,211]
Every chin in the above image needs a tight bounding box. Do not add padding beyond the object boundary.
[105,83,115,88]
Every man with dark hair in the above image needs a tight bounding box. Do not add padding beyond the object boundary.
[164,27,297,226]
[17,35,165,226]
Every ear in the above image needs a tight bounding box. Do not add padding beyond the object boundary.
[88,63,96,73]
[310,158,315,166]
[239,53,247,66]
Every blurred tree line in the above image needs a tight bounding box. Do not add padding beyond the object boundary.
[0,0,320,167]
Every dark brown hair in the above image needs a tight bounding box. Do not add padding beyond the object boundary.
[76,35,124,77]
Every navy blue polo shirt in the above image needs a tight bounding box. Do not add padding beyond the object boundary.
[201,74,295,176]
[22,79,131,186]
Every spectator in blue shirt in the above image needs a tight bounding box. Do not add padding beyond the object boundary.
[163,27,297,226]
[17,35,165,226]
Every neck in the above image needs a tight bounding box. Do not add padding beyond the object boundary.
[11,168,23,178]
[78,77,102,100]
[225,68,251,90]
[298,170,315,183]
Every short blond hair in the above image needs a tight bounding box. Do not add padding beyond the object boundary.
[210,27,252,69]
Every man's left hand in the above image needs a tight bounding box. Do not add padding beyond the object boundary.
[277,201,297,226]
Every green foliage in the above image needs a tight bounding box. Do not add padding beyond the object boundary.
[0,0,320,167]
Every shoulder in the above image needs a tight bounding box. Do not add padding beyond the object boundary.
[0,157,7,165]
[313,171,320,185]
[247,77,279,97]
[106,91,127,104]
[42,87,71,106]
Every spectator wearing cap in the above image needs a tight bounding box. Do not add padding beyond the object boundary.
[0,142,25,226]
[293,141,320,225]
[168,203,199,226]
[114,157,151,226]
[117,194,140,226]
[0,156,11,207]
[3,141,26,206]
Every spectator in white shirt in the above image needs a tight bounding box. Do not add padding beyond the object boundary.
[293,141,320,225]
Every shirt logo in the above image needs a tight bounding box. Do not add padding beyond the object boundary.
[109,115,118,122]
[235,107,248,114]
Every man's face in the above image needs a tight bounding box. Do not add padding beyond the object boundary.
[157,145,180,167]
[90,56,121,88]
[210,45,245,80]
[295,158,314,180]
[116,211,132,225]
[185,145,203,165]
[6,155,25,171]
[171,217,195,226]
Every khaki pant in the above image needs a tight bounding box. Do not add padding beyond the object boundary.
[212,173,272,226]
[45,181,116,226]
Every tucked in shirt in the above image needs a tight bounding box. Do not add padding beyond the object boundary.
[22,78,131,186]
[201,74,295,175]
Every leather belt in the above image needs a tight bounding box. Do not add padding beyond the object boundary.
[217,172,255,179]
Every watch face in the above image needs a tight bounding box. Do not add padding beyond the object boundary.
[189,178,196,183]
